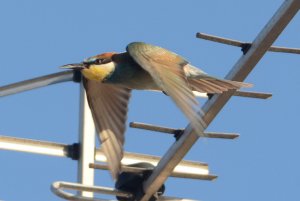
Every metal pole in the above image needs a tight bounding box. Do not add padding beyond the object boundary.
[51,181,132,201]
[77,83,96,198]
[90,163,217,181]
[196,32,300,54]
[130,122,239,139]
[0,71,73,97]
[0,135,210,177]
[140,1,300,200]
[0,135,68,157]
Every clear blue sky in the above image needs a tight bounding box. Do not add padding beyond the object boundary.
[0,1,299,200]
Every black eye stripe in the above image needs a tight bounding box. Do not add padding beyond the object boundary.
[95,58,112,64]
[83,58,112,67]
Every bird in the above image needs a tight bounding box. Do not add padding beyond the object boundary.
[61,42,252,180]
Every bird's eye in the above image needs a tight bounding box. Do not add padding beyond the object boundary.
[95,59,104,64]
[95,58,112,64]
[83,57,111,65]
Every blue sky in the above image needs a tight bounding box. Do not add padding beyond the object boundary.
[0,1,300,200]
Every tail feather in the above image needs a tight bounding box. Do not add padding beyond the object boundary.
[190,79,222,93]
[212,79,253,88]
[189,77,252,94]
[209,80,237,89]
[201,80,228,92]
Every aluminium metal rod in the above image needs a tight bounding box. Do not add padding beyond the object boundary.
[140,1,300,200]
[77,83,96,198]
[89,163,217,181]
[204,132,239,139]
[233,90,272,99]
[51,181,131,201]
[95,149,209,175]
[0,135,69,157]
[157,196,197,201]
[130,122,239,139]
[90,163,153,173]
[0,134,209,175]
[130,122,181,134]
[196,32,300,54]
[0,71,74,97]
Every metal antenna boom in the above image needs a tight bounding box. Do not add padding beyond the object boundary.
[140,1,300,200]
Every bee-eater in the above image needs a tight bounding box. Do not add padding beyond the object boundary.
[61,42,251,180]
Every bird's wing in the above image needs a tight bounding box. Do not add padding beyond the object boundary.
[83,78,131,180]
[127,42,205,136]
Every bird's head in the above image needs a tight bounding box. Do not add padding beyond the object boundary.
[61,52,116,82]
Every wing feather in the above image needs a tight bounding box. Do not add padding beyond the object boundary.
[83,78,131,180]
[127,42,205,136]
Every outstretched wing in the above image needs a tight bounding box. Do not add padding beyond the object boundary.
[83,78,131,180]
[127,42,205,136]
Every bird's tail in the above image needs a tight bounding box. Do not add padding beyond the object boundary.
[188,75,252,94]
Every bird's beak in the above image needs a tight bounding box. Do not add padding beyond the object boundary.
[60,63,86,70]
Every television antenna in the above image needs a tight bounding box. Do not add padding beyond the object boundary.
[0,0,299,200]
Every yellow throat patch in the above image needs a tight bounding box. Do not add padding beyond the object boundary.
[81,63,115,82]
